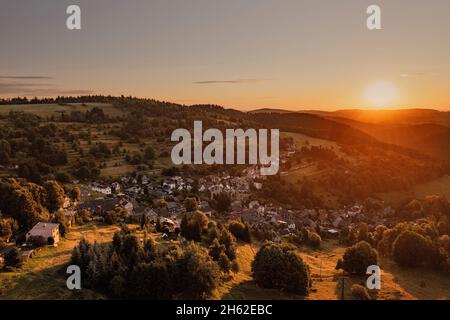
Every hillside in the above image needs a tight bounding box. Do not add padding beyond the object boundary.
[3,224,449,300]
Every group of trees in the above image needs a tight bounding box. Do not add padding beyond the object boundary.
[337,207,450,275]
[258,178,322,209]
[0,179,65,230]
[336,241,378,275]
[0,218,19,247]
[227,220,252,243]
[377,220,450,272]
[180,211,240,273]
[252,242,311,295]
[288,227,322,249]
[70,230,221,299]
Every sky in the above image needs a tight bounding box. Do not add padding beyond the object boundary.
[0,0,449,111]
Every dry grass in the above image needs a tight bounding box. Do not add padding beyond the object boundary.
[378,174,450,204]
[0,223,120,300]
[213,240,449,300]
[0,103,125,117]
[1,226,449,300]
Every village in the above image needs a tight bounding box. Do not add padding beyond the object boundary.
[0,138,395,268]
[69,163,392,244]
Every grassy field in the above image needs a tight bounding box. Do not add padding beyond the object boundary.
[282,132,338,149]
[378,174,450,204]
[1,225,449,300]
[0,103,174,179]
[0,103,125,117]
[214,240,450,300]
[0,223,120,300]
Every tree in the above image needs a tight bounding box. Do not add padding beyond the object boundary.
[177,243,220,299]
[180,211,208,242]
[0,179,48,229]
[252,242,311,295]
[70,186,81,202]
[105,210,117,225]
[144,146,155,161]
[341,241,378,275]
[155,217,163,232]
[0,139,11,165]
[0,218,19,242]
[43,180,65,212]
[351,284,371,300]
[393,230,432,267]
[358,223,370,242]
[213,193,231,213]
[208,238,225,261]
[4,247,22,268]
[184,197,198,212]
[218,252,231,273]
[54,211,69,236]
[307,231,321,248]
[129,260,172,299]
[227,220,252,243]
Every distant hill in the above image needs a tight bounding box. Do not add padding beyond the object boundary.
[313,108,450,126]
[251,112,378,145]
[247,108,294,114]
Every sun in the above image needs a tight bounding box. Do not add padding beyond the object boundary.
[365,81,398,107]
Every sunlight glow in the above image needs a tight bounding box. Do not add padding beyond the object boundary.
[365,81,398,107]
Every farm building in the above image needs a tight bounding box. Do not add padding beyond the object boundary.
[26,222,60,245]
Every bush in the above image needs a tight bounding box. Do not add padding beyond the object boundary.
[393,230,432,267]
[342,241,378,275]
[4,247,22,268]
[177,243,220,299]
[308,232,321,248]
[351,284,371,300]
[227,221,251,243]
[0,239,7,250]
[252,242,311,295]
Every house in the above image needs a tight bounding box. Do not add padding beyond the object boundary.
[26,222,60,245]
[253,182,263,190]
[91,184,112,195]
[21,249,35,262]
[64,210,77,226]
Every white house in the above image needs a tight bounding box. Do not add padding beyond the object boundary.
[26,222,60,244]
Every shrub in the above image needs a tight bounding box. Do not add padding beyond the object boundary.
[4,247,22,268]
[252,242,311,295]
[351,284,371,300]
[218,252,231,273]
[393,230,432,267]
[177,243,220,299]
[335,258,343,270]
[227,221,252,243]
[342,241,378,275]
[308,232,322,248]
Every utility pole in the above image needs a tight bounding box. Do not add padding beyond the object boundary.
[319,260,322,281]
[341,276,345,300]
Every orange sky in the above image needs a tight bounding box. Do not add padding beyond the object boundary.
[1,0,449,111]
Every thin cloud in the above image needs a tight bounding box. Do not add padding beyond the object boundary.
[0,76,53,80]
[0,84,93,96]
[194,78,263,84]
[400,72,439,77]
